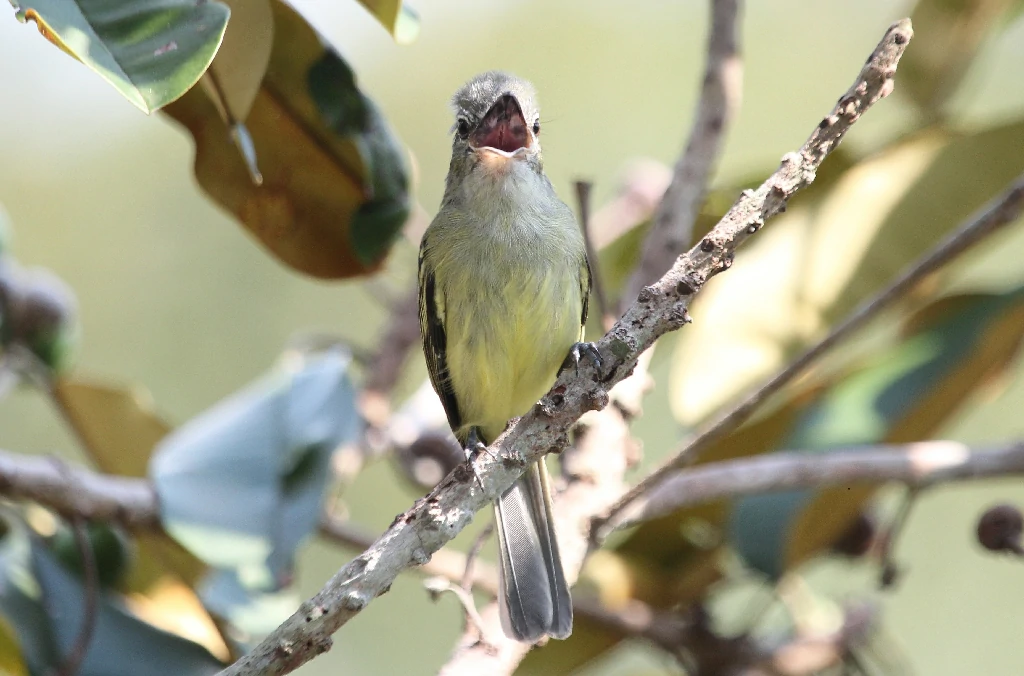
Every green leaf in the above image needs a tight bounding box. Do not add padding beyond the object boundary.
[150,349,360,581]
[308,56,410,263]
[0,512,58,673]
[162,0,411,279]
[48,521,133,589]
[11,0,230,114]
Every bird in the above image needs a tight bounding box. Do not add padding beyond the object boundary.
[418,71,596,642]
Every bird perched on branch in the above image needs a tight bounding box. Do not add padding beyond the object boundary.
[418,71,596,642]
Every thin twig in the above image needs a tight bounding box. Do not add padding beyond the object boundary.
[599,172,1024,533]
[877,487,918,588]
[613,440,1024,530]
[423,577,496,643]
[54,517,99,676]
[0,450,160,528]
[621,0,744,310]
[588,160,672,250]
[217,19,913,676]
[575,180,612,329]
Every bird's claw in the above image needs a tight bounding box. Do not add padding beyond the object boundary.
[568,341,602,377]
[464,427,495,490]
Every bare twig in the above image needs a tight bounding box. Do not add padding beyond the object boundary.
[877,487,918,588]
[599,171,1024,533]
[575,180,612,328]
[0,450,159,528]
[54,517,99,676]
[216,20,912,676]
[622,0,744,309]
[615,440,1024,529]
[424,577,498,645]
[589,160,672,250]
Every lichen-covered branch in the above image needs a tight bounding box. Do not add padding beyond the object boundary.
[216,18,913,676]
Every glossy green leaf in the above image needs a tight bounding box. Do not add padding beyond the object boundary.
[161,0,410,279]
[728,286,1024,578]
[11,0,230,114]
[150,349,360,582]
[571,287,1024,675]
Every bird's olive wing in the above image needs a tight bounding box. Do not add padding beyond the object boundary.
[418,240,463,437]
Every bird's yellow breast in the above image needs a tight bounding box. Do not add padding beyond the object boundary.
[442,253,583,442]
[421,156,587,444]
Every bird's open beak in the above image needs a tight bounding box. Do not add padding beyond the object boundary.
[469,94,531,158]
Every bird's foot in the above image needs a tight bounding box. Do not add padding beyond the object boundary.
[565,341,602,377]
[464,427,494,490]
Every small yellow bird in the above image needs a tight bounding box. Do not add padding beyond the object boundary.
[418,71,594,642]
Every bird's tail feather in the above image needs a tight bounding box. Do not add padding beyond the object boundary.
[494,460,572,642]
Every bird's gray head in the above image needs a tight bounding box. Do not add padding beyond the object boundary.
[447,71,544,179]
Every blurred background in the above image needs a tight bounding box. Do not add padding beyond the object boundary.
[2,0,1024,674]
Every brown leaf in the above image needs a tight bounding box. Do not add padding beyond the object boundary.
[163,0,408,279]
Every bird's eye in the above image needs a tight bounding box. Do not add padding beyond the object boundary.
[456,119,470,139]
[532,120,541,135]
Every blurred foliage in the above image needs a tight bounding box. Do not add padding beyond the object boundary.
[530,287,1024,673]
[0,508,224,675]
[1,0,1024,674]
[9,0,411,279]
[900,0,1024,118]
[151,348,360,646]
[162,0,411,279]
